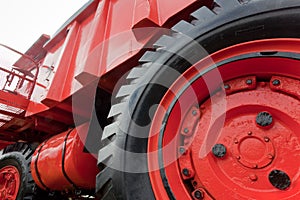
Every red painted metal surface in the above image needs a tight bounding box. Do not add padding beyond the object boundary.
[148,39,300,199]
[31,123,99,191]
[27,0,207,114]
[0,0,211,145]
[0,166,20,199]
[0,44,41,143]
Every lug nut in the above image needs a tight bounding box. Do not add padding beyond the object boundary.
[246,79,253,85]
[182,168,190,177]
[179,147,186,155]
[192,110,198,116]
[256,112,273,127]
[269,169,291,190]
[193,190,204,199]
[272,79,280,86]
[224,84,230,90]
[212,144,227,158]
[183,128,189,134]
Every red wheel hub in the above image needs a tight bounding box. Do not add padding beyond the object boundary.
[148,39,300,200]
[0,166,20,200]
[232,130,275,169]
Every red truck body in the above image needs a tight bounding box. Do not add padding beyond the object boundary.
[1,0,300,199]
[0,0,208,198]
[0,0,205,144]
[0,0,205,142]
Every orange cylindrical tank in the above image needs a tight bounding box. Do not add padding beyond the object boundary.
[31,123,99,191]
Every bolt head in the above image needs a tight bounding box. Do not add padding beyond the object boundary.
[256,112,273,127]
[179,147,186,155]
[234,138,239,144]
[224,84,230,90]
[272,79,281,86]
[212,144,227,158]
[192,110,198,116]
[194,190,204,199]
[249,174,258,181]
[246,79,253,85]
[182,168,190,176]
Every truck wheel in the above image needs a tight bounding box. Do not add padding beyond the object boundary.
[0,143,37,200]
[0,143,47,200]
[0,152,30,200]
[97,0,300,199]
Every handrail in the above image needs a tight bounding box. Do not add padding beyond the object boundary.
[0,43,40,100]
[0,44,39,66]
[0,67,34,82]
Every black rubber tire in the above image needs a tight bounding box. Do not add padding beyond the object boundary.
[0,143,37,200]
[0,152,30,200]
[96,0,300,199]
[1,143,91,200]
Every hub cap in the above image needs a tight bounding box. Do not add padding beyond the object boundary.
[148,39,300,199]
[0,166,20,200]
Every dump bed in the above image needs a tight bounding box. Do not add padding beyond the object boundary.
[0,0,205,145]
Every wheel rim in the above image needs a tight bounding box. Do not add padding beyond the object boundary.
[148,39,300,199]
[0,166,20,200]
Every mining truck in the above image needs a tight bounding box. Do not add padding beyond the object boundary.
[0,0,300,199]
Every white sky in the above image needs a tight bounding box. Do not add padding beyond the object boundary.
[0,0,88,53]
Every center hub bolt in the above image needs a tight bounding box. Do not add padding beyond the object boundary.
[256,112,273,127]
[212,144,227,158]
